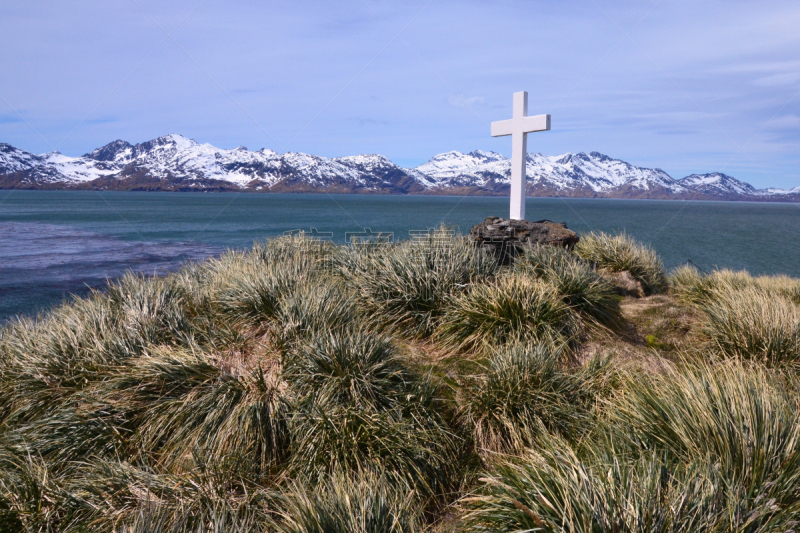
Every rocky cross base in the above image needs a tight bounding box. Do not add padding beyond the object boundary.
[469,216,580,264]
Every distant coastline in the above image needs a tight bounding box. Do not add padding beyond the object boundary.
[3,183,800,203]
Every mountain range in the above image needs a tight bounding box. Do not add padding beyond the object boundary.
[1,134,798,201]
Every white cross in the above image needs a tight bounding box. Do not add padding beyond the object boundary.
[491,91,551,220]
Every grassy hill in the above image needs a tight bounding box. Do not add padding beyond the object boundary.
[1,229,799,532]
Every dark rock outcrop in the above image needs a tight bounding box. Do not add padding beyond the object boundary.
[469,216,580,264]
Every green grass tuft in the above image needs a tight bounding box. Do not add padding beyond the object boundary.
[436,273,576,353]
[464,438,797,533]
[514,245,624,330]
[465,360,800,532]
[287,397,459,501]
[671,266,800,308]
[575,231,667,295]
[273,472,421,533]
[274,277,361,348]
[284,328,416,411]
[609,360,800,497]
[459,341,613,455]
[332,229,497,337]
[699,286,800,364]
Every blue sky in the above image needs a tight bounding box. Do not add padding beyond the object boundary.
[0,0,798,188]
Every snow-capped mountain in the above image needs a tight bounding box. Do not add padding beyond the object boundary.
[1,134,797,201]
[677,173,757,197]
[418,150,687,197]
[0,135,427,193]
[761,185,800,196]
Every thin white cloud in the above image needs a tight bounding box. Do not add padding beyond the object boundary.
[765,114,800,130]
[752,72,800,87]
[448,94,484,108]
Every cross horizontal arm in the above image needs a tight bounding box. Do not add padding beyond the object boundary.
[490,119,515,137]
[521,114,551,133]
[491,114,551,137]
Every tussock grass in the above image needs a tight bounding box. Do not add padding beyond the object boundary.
[205,235,335,335]
[332,229,497,337]
[285,344,458,499]
[250,234,335,266]
[3,230,800,531]
[287,397,459,501]
[70,459,272,532]
[211,254,304,329]
[0,449,276,532]
[0,273,194,430]
[671,266,800,305]
[465,361,800,532]
[12,345,289,477]
[575,231,667,295]
[123,504,261,533]
[274,277,361,348]
[610,361,800,502]
[699,286,800,364]
[273,472,420,533]
[0,272,189,373]
[668,263,714,303]
[459,341,614,456]
[669,268,800,363]
[283,328,415,411]
[283,328,459,500]
[104,272,193,351]
[117,348,288,476]
[710,269,800,302]
[436,273,575,353]
[514,245,624,330]
[0,444,62,532]
[464,439,797,533]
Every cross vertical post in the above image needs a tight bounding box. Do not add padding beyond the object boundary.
[491,91,551,220]
[510,92,527,220]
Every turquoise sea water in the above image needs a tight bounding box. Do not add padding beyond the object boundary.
[1,190,799,321]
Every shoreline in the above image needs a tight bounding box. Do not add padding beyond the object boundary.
[2,186,800,204]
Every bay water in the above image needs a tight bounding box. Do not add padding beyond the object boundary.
[1,190,798,322]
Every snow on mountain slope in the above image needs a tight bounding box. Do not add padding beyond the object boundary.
[83,134,279,186]
[0,143,119,184]
[760,186,800,196]
[416,150,686,194]
[42,152,118,182]
[54,134,396,187]
[0,135,426,192]
[0,135,796,200]
[678,173,756,196]
[416,150,506,181]
[0,143,42,174]
[531,152,683,193]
